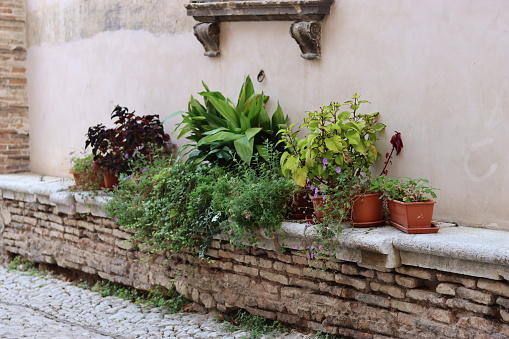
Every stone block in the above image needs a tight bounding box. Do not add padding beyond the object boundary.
[63,233,79,243]
[218,249,245,262]
[428,307,456,324]
[396,266,435,280]
[259,270,289,285]
[391,300,426,314]
[436,283,457,296]
[303,267,335,281]
[335,272,367,290]
[277,312,302,325]
[496,296,509,309]
[288,277,319,290]
[49,222,65,232]
[218,261,233,271]
[244,255,273,269]
[456,316,495,332]
[306,321,338,335]
[478,279,509,298]
[244,306,276,320]
[341,263,359,276]
[292,254,308,265]
[501,309,509,322]
[233,264,259,277]
[436,271,477,289]
[456,286,495,305]
[370,282,405,299]
[446,298,497,316]
[267,251,293,264]
[355,292,390,308]
[395,274,422,288]
[274,261,288,272]
[112,229,131,239]
[406,289,447,307]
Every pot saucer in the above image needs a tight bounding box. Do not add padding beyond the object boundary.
[351,219,386,228]
[389,220,439,234]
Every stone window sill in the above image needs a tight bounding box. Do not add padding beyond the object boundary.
[1,173,507,281]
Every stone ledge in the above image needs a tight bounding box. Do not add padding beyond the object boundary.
[0,173,109,218]
[0,173,508,280]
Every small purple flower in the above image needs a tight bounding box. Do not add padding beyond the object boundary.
[309,252,315,259]
[305,222,311,228]
[335,167,342,173]
[310,185,315,191]
[294,244,299,249]
[71,204,75,210]
[124,154,129,158]
[322,195,326,201]
[322,158,328,170]
[141,168,148,172]
[313,187,319,198]
[310,244,315,251]
[318,244,323,250]
[125,175,132,179]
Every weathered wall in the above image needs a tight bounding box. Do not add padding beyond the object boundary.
[1,189,509,338]
[24,0,509,228]
[0,0,29,173]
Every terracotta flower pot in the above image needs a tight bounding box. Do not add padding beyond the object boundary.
[103,173,119,189]
[309,194,328,221]
[291,191,314,220]
[388,199,438,234]
[351,193,385,227]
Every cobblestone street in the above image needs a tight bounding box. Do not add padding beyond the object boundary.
[0,266,310,339]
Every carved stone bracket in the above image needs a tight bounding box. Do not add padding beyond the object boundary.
[186,0,334,59]
[193,22,221,57]
[290,21,321,60]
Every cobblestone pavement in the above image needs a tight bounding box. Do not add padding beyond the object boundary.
[0,266,312,339]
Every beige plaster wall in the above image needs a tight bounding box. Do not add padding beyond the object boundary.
[25,0,509,229]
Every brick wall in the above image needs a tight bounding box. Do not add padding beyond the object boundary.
[0,0,29,173]
[1,195,509,338]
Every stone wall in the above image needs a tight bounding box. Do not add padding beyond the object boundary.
[0,0,29,173]
[1,175,509,338]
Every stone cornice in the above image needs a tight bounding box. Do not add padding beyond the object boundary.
[185,0,335,59]
[186,0,334,22]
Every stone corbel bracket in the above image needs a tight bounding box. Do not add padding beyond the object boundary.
[186,0,334,59]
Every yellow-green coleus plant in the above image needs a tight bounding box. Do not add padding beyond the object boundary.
[279,94,386,191]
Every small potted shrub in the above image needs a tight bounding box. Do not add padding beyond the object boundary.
[351,131,404,226]
[371,176,439,233]
[69,151,104,190]
[279,94,386,222]
[85,105,170,188]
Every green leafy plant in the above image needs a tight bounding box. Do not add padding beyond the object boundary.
[85,105,170,175]
[279,94,385,191]
[172,76,288,166]
[370,176,438,202]
[220,309,287,339]
[69,151,104,191]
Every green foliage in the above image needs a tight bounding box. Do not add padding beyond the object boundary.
[213,162,295,246]
[370,176,438,202]
[279,94,385,189]
[221,309,287,339]
[6,256,36,273]
[69,151,104,191]
[106,155,173,240]
[91,281,188,314]
[172,76,289,166]
[69,151,95,173]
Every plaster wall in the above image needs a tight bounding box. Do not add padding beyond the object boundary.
[25,0,509,228]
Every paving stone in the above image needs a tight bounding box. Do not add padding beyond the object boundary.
[0,265,311,338]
